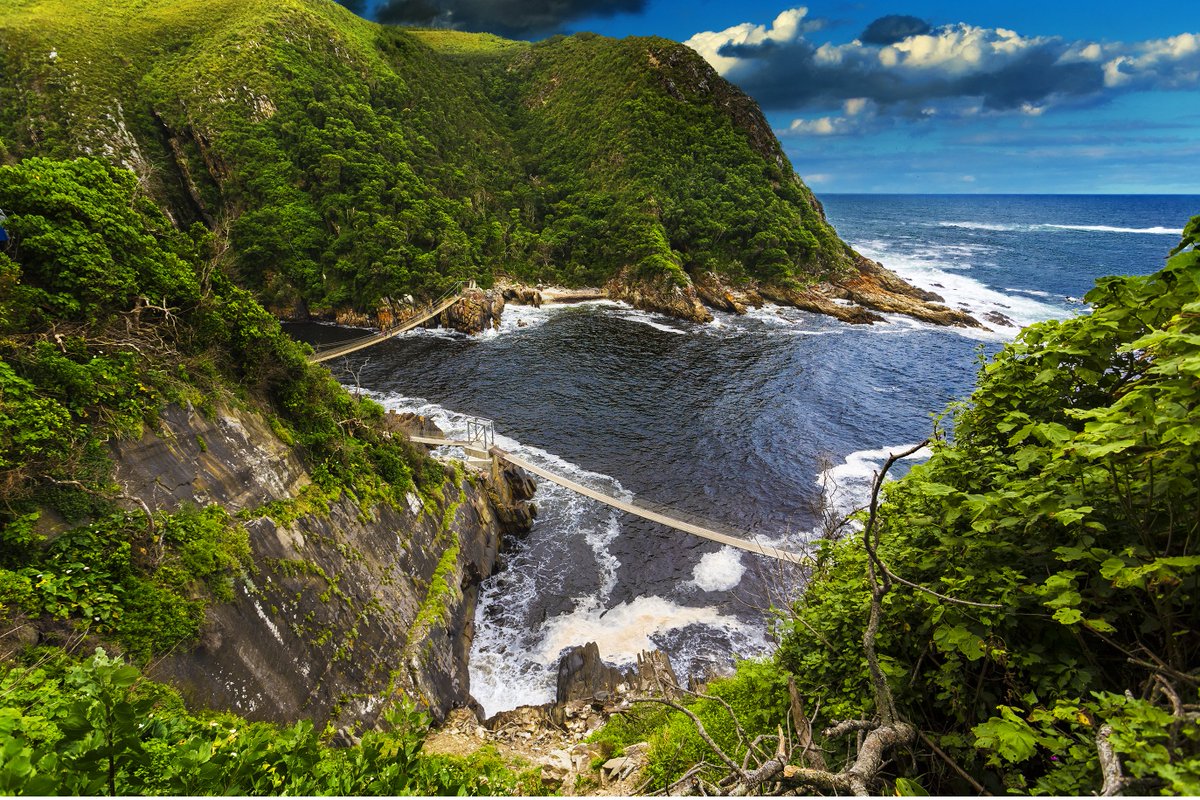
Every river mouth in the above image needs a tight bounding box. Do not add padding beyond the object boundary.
[286,193,1197,717]
[290,300,985,716]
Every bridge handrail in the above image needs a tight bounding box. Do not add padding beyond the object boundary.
[492,446,811,566]
[307,280,467,362]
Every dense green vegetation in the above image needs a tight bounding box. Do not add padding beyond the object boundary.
[0,0,854,318]
[593,219,1200,795]
[0,156,439,659]
[0,647,537,794]
[0,152,521,794]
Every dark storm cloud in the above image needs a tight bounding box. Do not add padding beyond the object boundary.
[367,0,645,38]
[860,14,931,46]
[717,27,1105,114]
[688,12,1200,132]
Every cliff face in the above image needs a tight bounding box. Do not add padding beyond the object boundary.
[109,403,531,726]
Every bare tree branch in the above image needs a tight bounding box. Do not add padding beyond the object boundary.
[918,729,990,795]
[789,677,828,771]
[1097,724,1126,796]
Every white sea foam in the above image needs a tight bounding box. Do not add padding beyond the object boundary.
[1044,224,1178,235]
[611,307,690,335]
[937,220,1179,236]
[536,594,749,665]
[853,239,1071,340]
[690,548,746,592]
[819,444,932,521]
[936,220,1020,232]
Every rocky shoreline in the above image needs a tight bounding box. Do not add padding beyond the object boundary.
[425,642,694,794]
[278,252,981,335]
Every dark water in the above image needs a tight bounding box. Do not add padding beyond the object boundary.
[289,194,1199,714]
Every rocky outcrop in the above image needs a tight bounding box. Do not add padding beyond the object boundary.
[694,271,752,314]
[686,258,982,328]
[831,257,981,328]
[556,643,680,704]
[424,644,678,792]
[108,403,536,728]
[381,410,444,443]
[435,287,505,334]
[488,460,538,534]
[495,279,543,307]
[605,268,713,323]
[557,642,633,704]
[756,282,886,325]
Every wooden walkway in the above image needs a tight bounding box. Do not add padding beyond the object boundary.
[307,288,465,364]
[409,435,808,565]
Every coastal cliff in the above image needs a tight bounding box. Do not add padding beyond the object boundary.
[0,0,975,330]
[107,403,533,726]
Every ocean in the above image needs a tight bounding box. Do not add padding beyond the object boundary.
[290,194,1200,716]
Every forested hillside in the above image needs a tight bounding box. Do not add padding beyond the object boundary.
[0,154,540,792]
[0,0,861,322]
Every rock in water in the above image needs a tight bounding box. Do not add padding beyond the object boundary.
[556,642,633,703]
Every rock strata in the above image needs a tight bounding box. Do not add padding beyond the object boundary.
[106,403,535,729]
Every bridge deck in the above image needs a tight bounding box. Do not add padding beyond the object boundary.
[308,293,463,364]
[409,435,808,565]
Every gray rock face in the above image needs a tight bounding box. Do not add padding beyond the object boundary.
[110,403,534,728]
[110,404,309,511]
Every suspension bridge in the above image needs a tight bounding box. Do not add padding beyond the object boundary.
[409,419,809,566]
[307,282,469,364]
[306,287,808,564]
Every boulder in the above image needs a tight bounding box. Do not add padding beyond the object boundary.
[436,287,505,334]
[556,642,633,704]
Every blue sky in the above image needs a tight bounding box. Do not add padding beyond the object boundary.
[355,1,1200,193]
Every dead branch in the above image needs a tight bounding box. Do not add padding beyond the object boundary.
[789,677,828,771]
[822,719,879,738]
[862,441,928,724]
[1097,724,1126,796]
[725,727,788,796]
[918,729,990,795]
[1127,657,1199,687]
[873,556,1005,609]
[632,697,747,779]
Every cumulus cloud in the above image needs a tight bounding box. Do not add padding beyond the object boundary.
[684,9,1200,134]
[343,0,645,37]
[860,14,930,46]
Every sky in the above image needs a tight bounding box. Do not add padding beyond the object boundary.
[346,0,1200,193]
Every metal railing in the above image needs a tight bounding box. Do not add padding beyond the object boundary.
[465,416,496,451]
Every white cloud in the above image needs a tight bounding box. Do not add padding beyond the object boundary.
[844,97,868,116]
[881,24,1045,74]
[683,7,810,75]
[684,10,1200,126]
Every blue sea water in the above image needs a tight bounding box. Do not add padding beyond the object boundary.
[293,194,1200,715]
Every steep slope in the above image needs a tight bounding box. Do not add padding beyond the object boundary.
[0,0,972,326]
[0,156,534,729]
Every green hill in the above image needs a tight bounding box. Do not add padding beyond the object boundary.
[0,0,865,320]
